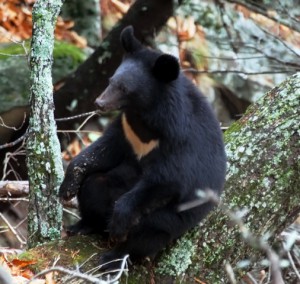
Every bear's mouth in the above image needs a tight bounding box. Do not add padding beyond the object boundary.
[95,85,126,112]
[96,102,124,112]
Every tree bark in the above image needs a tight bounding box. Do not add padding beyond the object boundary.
[26,0,64,248]
[0,181,29,197]
[61,0,102,47]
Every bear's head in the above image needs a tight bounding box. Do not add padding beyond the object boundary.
[95,26,180,112]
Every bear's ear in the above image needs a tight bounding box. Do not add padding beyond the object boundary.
[120,26,143,53]
[152,54,180,82]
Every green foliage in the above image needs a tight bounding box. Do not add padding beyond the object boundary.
[0,42,30,60]
[53,41,87,70]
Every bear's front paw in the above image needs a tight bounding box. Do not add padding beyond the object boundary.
[59,180,79,201]
[109,205,140,243]
[59,165,85,200]
[108,211,131,243]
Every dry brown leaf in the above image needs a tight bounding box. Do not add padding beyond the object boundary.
[194,277,207,284]
[20,268,35,279]
[10,258,37,269]
[62,139,82,161]
[0,0,87,47]
[6,258,37,280]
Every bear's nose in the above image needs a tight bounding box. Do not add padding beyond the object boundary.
[95,97,106,111]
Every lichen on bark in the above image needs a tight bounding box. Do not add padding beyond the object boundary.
[26,0,64,248]
[193,73,300,282]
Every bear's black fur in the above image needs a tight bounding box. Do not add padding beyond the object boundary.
[59,26,226,270]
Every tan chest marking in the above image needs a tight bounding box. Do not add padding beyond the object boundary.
[122,113,159,159]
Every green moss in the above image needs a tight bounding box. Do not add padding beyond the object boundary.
[156,228,199,277]
[0,40,87,112]
[18,235,103,272]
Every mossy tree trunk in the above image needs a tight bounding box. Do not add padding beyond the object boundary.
[126,73,300,283]
[193,73,300,282]
[26,0,64,248]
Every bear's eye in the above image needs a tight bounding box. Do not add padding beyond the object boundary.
[119,84,128,94]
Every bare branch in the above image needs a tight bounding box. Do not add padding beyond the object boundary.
[55,111,101,122]
[0,181,78,208]
[2,143,26,180]
[225,0,300,33]
[215,0,239,54]
[27,266,108,284]
[27,255,129,284]
[183,68,297,75]
[57,130,102,135]
[0,53,26,57]
[0,213,26,246]
[0,132,28,150]
[287,251,300,282]
[0,112,27,131]
[0,181,29,197]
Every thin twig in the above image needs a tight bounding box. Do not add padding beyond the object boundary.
[0,213,26,245]
[27,254,129,284]
[55,111,100,122]
[0,197,28,202]
[0,132,28,150]
[246,272,259,284]
[27,266,107,284]
[255,23,300,58]
[0,52,27,57]
[0,112,27,130]
[226,0,300,33]
[77,112,99,131]
[105,255,129,282]
[287,251,300,281]
[63,208,80,219]
[78,253,98,269]
[225,262,237,284]
[183,68,295,75]
[57,130,102,135]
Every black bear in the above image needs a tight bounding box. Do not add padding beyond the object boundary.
[59,26,226,270]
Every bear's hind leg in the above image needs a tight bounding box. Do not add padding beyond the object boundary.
[69,172,133,236]
[99,226,171,271]
[98,206,187,271]
[98,201,215,271]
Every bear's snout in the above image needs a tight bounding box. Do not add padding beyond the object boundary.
[95,85,124,112]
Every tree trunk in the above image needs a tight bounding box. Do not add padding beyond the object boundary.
[26,0,64,248]
[127,73,300,283]
[61,0,102,47]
